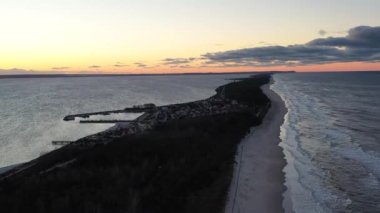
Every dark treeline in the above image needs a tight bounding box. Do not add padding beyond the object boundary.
[0,74,271,213]
[216,73,270,106]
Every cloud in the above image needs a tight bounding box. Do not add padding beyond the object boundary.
[177,65,193,69]
[258,41,277,46]
[52,66,70,70]
[0,68,60,75]
[89,65,101,69]
[134,62,147,68]
[203,26,380,67]
[114,62,128,67]
[318,29,327,36]
[308,26,380,48]
[162,57,197,65]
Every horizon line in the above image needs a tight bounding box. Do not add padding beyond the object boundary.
[1,70,380,79]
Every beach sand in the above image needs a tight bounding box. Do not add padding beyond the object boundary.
[225,80,288,213]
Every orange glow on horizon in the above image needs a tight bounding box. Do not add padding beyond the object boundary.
[1,61,379,75]
[65,62,380,74]
[111,62,380,74]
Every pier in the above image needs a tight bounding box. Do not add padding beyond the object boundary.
[52,141,74,146]
[79,120,135,124]
[63,107,155,121]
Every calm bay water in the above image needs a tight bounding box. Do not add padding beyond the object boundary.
[272,72,380,213]
[0,74,250,168]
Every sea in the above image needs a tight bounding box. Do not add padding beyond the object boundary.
[272,72,380,213]
[0,73,250,168]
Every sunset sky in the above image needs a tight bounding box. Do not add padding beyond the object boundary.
[1,0,380,74]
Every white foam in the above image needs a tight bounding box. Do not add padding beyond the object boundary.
[273,75,338,213]
[272,73,380,212]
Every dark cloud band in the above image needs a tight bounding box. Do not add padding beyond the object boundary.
[162,57,197,65]
[202,26,380,66]
[134,62,147,68]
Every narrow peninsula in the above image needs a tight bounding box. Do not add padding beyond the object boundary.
[0,74,280,213]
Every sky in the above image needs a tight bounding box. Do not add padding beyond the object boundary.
[0,0,380,74]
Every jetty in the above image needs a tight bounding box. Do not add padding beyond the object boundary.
[52,141,74,146]
[63,105,156,121]
[79,120,135,124]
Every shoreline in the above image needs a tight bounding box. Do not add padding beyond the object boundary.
[225,78,288,213]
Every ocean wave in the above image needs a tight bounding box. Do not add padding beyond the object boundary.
[271,73,380,212]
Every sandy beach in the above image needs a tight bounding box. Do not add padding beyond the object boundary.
[225,79,288,213]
